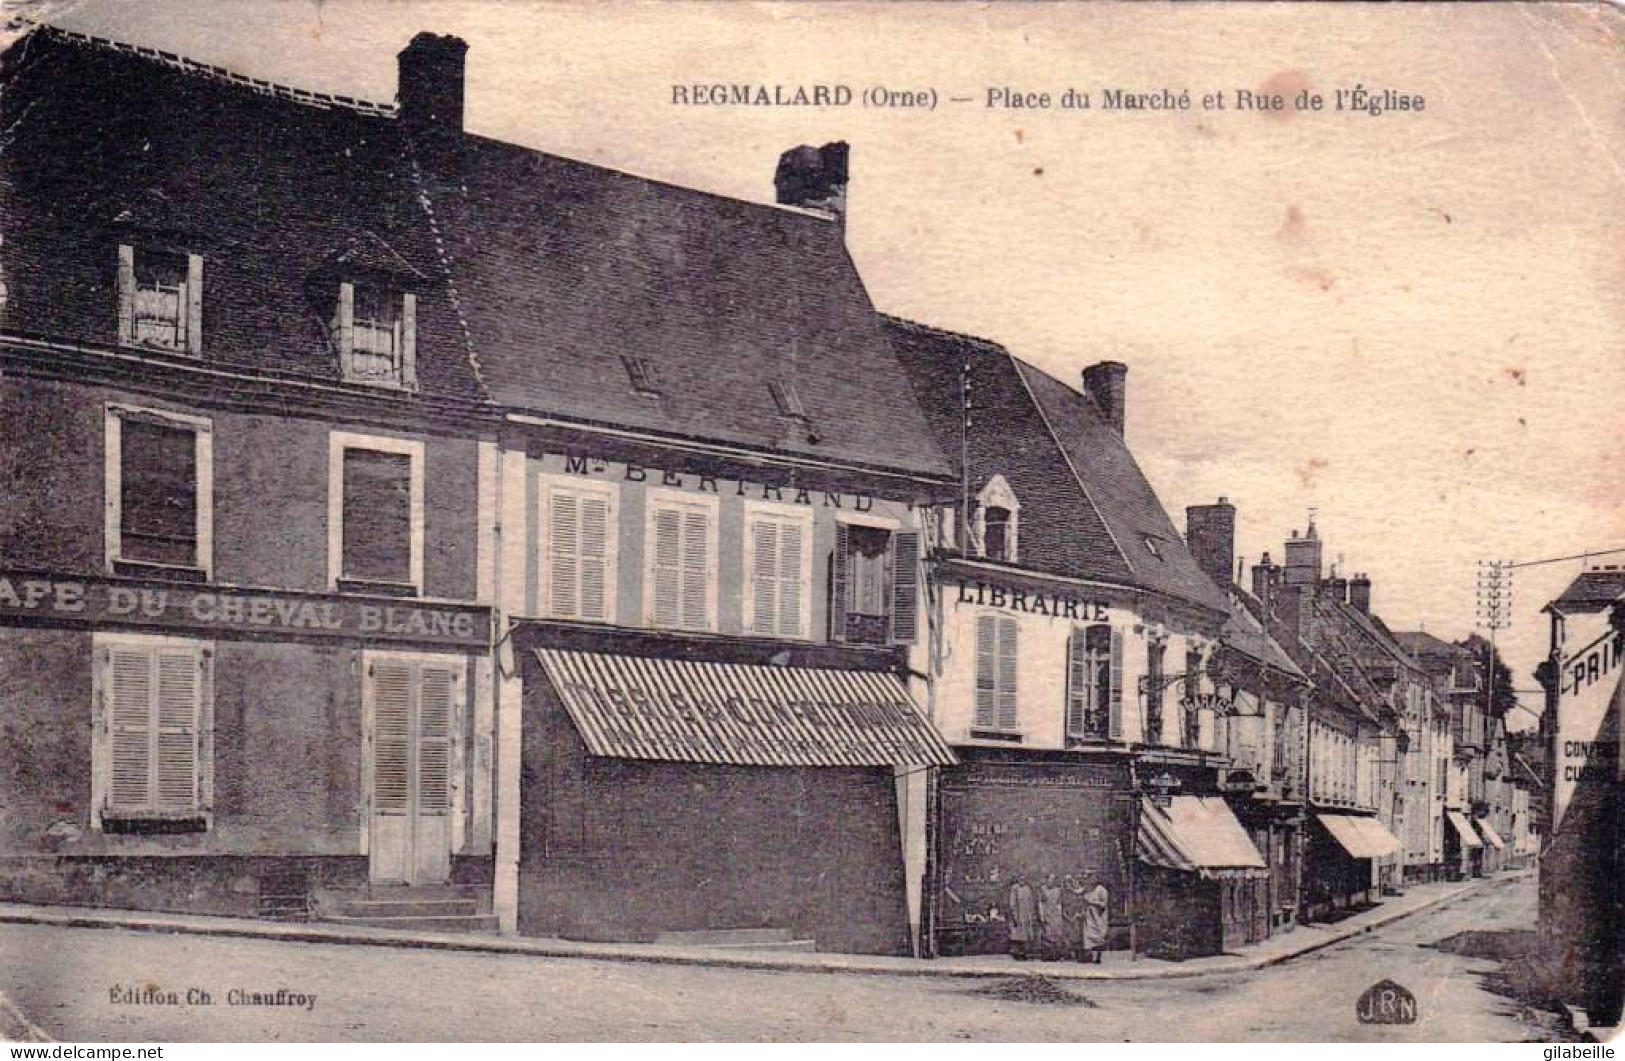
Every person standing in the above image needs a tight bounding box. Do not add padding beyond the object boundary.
[1038,873,1066,961]
[1006,875,1037,961]
[1080,877,1111,963]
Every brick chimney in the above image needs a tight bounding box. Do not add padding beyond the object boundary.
[1251,551,1280,609]
[1326,576,1349,604]
[775,142,849,227]
[398,32,468,133]
[1186,497,1236,591]
[1350,573,1372,614]
[1082,362,1128,437]
[1282,520,1322,588]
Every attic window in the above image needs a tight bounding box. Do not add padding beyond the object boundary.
[118,245,202,355]
[334,281,416,389]
[623,356,661,398]
[768,380,807,419]
[1143,534,1163,559]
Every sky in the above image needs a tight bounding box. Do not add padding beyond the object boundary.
[19,0,1625,727]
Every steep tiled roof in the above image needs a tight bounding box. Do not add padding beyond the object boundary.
[408,132,952,482]
[1393,630,1470,660]
[1221,587,1306,681]
[0,27,488,405]
[884,315,1226,615]
[1549,569,1625,614]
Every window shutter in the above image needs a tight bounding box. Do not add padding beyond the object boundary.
[996,616,1019,731]
[117,245,136,344]
[830,522,850,641]
[417,663,456,815]
[108,646,154,810]
[680,508,710,630]
[777,520,804,637]
[336,281,355,363]
[1108,626,1124,739]
[154,648,201,809]
[578,493,609,621]
[749,518,778,635]
[400,292,418,389]
[548,491,580,618]
[890,530,920,644]
[185,253,203,355]
[650,507,682,628]
[372,660,412,814]
[974,614,996,728]
[1065,631,1086,737]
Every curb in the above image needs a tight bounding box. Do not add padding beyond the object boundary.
[0,873,1515,984]
[0,990,52,1043]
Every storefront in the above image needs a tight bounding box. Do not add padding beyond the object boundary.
[0,568,493,917]
[1304,811,1401,920]
[1444,809,1483,879]
[1135,793,1269,959]
[932,752,1134,958]
[513,623,954,956]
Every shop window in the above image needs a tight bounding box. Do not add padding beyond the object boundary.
[105,405,212,579]
[329,432,424,594]
[1066,624,1121,741]
[644,489,718,631]
[1145,640,1167,744]
[974,475,1019,563]
[335,281,416,388]
[974,614,1019,734]
[831,521,919,646]
[539,476,618,623]
[93,635,213,831]
[744,502,813,639]
[118,245,201,355]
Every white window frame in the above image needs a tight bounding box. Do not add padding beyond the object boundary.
[90,631,214,831]
[336,281,417,390]
[536,472,619,623]
[742,499,814,640]
[642,486,720,632]
[328,431,426,592]
[104,403,214,579]
[974,474,1020,562]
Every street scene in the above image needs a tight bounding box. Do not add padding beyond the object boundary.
[0,873,1573,1041]
[1,2,1621,1043]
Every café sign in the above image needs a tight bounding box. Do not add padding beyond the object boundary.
[0,570,489,649]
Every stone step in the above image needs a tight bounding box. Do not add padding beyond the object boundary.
[322,913,500,934]
[332,897,481,919]
[653,926,797,947]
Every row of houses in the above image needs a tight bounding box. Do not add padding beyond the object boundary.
[0,24,1536,960]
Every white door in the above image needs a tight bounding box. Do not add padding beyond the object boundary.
[367,656,460,885]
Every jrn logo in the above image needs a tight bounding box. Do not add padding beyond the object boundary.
[1357,979,1418,1024]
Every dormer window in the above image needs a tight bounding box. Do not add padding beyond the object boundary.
[1143,534,1163,559]
[623,356,660,398]
[973,474,1020,563]
[336,281,416,388]
[118,244,201,355]
[768,379,808,420]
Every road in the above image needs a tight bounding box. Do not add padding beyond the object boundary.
[0,873,1571,1042]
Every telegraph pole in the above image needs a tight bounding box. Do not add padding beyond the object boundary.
[1474,559,1513,720]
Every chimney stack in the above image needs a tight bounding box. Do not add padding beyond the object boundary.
[775,142,850,227]
[1082,361,1128,437]
[1327,576,1349,604]
[1251,551,1280,611]
[1281,521,1323,588]
[1186,497,1236,592]
[398,32,469,134]
[1350,573,1372,614]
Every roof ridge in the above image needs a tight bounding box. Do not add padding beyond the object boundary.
[23,21,397,117]
[878,313,1011,354]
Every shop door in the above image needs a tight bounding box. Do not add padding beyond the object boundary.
[367,656,461,885]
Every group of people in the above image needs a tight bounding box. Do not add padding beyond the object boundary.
[1006,873,1110,963]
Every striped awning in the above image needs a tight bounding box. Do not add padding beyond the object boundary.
[533,648,956,768]
[1137,796,1268,880]
[1446,810,1484,849]
[1318,813,1403,859]
[1475,819,1506,850]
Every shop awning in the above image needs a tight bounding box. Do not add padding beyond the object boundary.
[1474,818,1506,850]
[533,648,957,768]
[1317,813,1402,859]
[1138,796,1268,879]
[1446,810,1484,849]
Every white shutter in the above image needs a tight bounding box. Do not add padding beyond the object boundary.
[417,663,456,815]
[651,507,682,628]
[680,508,710,629]
[578,493,609,621]
[117,245,136,344]
[749,518,778,635]
[185,253,203,355]
[996,616,1019,731]
[372,660,412,814]
[400,291,418,389]
[108,647,153,810]
[777,520,803,637]
[974,615,996,728]
[1065,632,1086,737]
[154,648,200,809]
[548,491,580,617]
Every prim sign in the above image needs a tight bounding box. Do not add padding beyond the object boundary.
[0,570,489,649]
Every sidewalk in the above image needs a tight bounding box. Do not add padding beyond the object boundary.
[0,871,1523,983]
